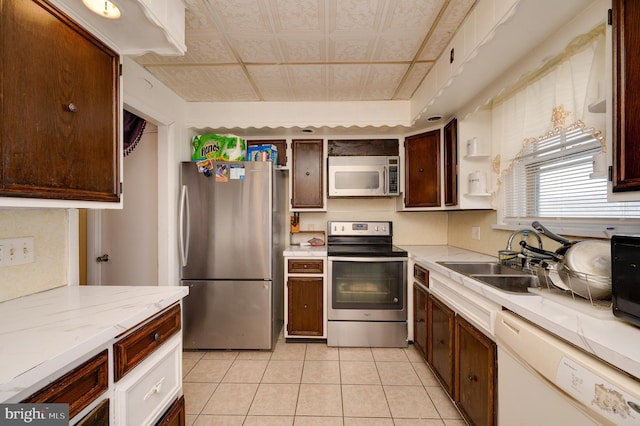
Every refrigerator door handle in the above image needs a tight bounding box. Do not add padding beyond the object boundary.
[179,184,190,267]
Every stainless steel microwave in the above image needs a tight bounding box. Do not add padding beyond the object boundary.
[328,156,400,197]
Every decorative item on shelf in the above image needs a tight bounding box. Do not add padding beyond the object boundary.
[468,171,489,195]
[466,137,483,156]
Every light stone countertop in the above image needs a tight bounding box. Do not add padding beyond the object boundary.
[283,245,327,257]
[0,285,188,402]
[401,245,640,380]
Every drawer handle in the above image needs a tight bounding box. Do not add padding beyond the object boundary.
[143,377,165,401]
[154,332,160,341]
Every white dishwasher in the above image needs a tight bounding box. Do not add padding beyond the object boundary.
[495,310,640,425]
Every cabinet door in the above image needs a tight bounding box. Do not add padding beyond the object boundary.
[156,395,185,426]
[405,130,441,207]
[428,295,454,394]
[291,140,324,208]
[613,0,640,192]
[455,315,496,426]
[443,118,458,206]
[0,0,120,202]
[287,277,323,336]
[413,284,428,360]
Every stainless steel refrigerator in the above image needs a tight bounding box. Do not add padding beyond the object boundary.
[179,161,287,350]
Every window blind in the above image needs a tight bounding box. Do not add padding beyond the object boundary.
[503,128,640,221]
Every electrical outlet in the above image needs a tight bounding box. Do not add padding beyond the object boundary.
[0,237,35,266]
[471,226,481,240]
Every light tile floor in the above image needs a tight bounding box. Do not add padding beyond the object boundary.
[183,334,467,425]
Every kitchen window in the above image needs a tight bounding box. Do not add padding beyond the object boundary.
[502,126,640,222]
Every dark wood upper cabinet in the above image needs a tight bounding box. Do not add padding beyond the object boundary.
[291,139,323,209]
[0,0,120,202]
[327,139,399,156]
[405,130,441,207]
[443,118,458,206]
[613,0,640,192]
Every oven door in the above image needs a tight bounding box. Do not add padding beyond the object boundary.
[328,256,407,321]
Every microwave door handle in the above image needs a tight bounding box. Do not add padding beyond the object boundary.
[383,167,387,195]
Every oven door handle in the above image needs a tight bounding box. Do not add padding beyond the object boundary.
[328,256,407,263]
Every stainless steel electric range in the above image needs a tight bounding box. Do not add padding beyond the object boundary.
[327,221,408,347]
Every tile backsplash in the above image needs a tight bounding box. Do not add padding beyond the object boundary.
[0,209,68,302]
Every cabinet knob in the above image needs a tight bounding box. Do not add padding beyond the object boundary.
[303,264,308,268]
[304,304,308,309]
[439,339,445,345]
[67,103,77,113]
[306,171,310,176]
[393,297,398,303]
[419,168,424,173]
[154,332,160,341]
[467,375,477,382]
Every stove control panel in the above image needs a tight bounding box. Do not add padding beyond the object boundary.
[328,221,392,236]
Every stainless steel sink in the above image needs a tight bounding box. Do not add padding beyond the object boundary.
[438,261,528,275]
[438,261,538,294]
[470,275,539,294]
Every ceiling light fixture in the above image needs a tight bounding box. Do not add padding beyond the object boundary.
[82,0,121,19]
[426,115,443,122]
[301,129,313,133]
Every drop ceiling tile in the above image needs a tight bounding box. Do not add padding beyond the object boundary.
[231,37,283,62]
[210,0,272,32]
[147,65,260,101]
[330,37,375,62]
[247,65,294,100]
[272,0,324,32]
[328,64,368,100]
[134,33,236,65]
[394,61,432,99]
[386,0,443,30]
[184,0,220,31]
[281,38,326,62]
[334,0,383,32]
[362,63,408,100]
[374,32,425,62]
[418,0,475,60]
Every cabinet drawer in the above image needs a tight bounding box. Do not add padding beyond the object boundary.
[288,259,323,274]
[156,395,185,426]
[76,398,109,426]
[414,264,428,286]
[22,350,108,419]
[115,333,182,426]
[114,304,181,381]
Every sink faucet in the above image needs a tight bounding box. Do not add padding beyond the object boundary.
[506,229,543,251]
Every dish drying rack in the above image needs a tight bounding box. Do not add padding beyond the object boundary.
[500,252,612,311]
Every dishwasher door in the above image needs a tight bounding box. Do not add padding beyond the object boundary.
[495,311,640,426]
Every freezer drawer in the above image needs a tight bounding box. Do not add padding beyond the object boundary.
[181,280,274,350]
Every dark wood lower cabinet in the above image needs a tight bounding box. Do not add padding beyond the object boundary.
[428,295,455,394]
[287,277,323,336]
[413,283,428,359]
[22,350,108,419]
[455,315,496,426]
[76,399,109,426]
[156,395,186,426]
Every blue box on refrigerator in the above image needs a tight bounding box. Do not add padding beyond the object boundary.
[247,144,278,165]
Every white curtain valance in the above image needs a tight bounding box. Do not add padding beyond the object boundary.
[491,25,606,181]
